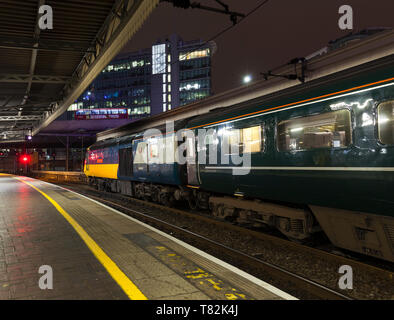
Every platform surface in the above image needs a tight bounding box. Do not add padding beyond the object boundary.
[0,174,294,300]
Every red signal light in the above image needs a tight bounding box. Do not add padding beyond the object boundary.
[20,154,31,164]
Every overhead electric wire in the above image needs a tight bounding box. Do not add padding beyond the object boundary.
[153,0,271,70]
[204,0,271,43]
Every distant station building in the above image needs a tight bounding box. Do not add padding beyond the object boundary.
[64,34,216,121]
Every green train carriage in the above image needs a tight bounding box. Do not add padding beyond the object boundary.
[185,55,394,261]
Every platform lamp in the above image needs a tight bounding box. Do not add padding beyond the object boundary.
[243,74,252,84]
[25,129,32,141]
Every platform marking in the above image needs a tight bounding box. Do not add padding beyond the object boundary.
[154,246,250,300]
[125,233,252,300]
[13,176,147,300]
[44,180,297,300]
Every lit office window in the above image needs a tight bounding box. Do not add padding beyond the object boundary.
[163,74,166,83]
[163,84,167,93]
[168,94,171,103]
[179,49,210,61]
[168,84,171,92]
[168,55,171,63]
[168,74,171,82]
[152,44,166,74]
[163,103,167,112]
[163,94,167,103]
[180,82,201,91]
[168,104,172,110]
[168,64,171,73]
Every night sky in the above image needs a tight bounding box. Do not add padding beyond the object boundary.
[122,0,393,95]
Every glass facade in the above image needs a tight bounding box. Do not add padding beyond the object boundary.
[67,35,214,120]
[152,44,166,75]
[179,55,211,105]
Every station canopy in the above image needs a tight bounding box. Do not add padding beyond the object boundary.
[0,0,158,143]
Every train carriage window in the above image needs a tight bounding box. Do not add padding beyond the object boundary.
[197,129,217,153]
[228,128,242,154]
[148,138,160,164]
[222,128,241,155]
[165,135,175,164]
[277,109,352,151]
[378,100,394,145]
[134,142,148,164]
[222,125,262,154]
[203,131,216,145]
[242,126,262,153]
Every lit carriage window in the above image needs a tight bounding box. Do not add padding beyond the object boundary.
[377,100,394,145]
[198,129,216,152]
[221,128,241,155]
[277,109,352,151]
[221,126,262,154]
[241,126,262,153]
[203,131,216,145]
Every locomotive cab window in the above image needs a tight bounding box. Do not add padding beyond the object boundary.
[378,100,394,145]
[277,109,352,151]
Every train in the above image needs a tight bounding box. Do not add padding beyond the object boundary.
[0,150,22,174]
[84,48,394,263]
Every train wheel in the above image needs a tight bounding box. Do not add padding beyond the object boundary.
[159,193,174,207]
[151,185,160,203]
[187,195,198,210]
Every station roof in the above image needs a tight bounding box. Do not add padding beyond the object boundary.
[0,0,158,143]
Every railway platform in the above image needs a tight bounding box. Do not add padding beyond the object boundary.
[0,174,295,300]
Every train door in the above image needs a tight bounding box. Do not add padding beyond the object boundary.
[186,132,200,185]
[118,147,133,177]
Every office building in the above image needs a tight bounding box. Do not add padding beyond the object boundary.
[67,34,216,120]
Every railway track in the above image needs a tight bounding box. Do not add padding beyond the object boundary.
[50,182,394,299]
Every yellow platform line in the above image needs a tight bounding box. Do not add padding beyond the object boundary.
[14,177,147,300]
